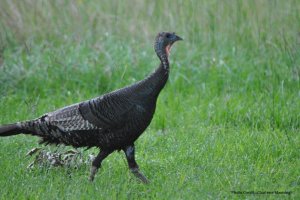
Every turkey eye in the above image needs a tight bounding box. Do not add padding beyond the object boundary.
[166,33,171,38]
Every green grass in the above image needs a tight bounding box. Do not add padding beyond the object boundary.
[0,0,299,199]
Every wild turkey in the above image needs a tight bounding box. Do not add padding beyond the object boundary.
[0,32,182,183]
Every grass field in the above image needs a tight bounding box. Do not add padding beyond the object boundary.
[0,0,299,199]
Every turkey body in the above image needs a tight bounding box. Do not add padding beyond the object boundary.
[0,32,182,183]
[28,65,166,151]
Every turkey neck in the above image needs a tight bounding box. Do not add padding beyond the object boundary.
[136,52,170,99]
[149,42,170,98]
[148,55,169,97]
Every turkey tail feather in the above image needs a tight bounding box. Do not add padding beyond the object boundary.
[0,123,21,136]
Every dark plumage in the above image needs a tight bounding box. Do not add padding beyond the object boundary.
[0,32,182,183]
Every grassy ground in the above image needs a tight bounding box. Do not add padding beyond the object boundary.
[0,0,299,199]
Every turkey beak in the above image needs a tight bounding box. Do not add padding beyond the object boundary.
[175,35,183,41]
